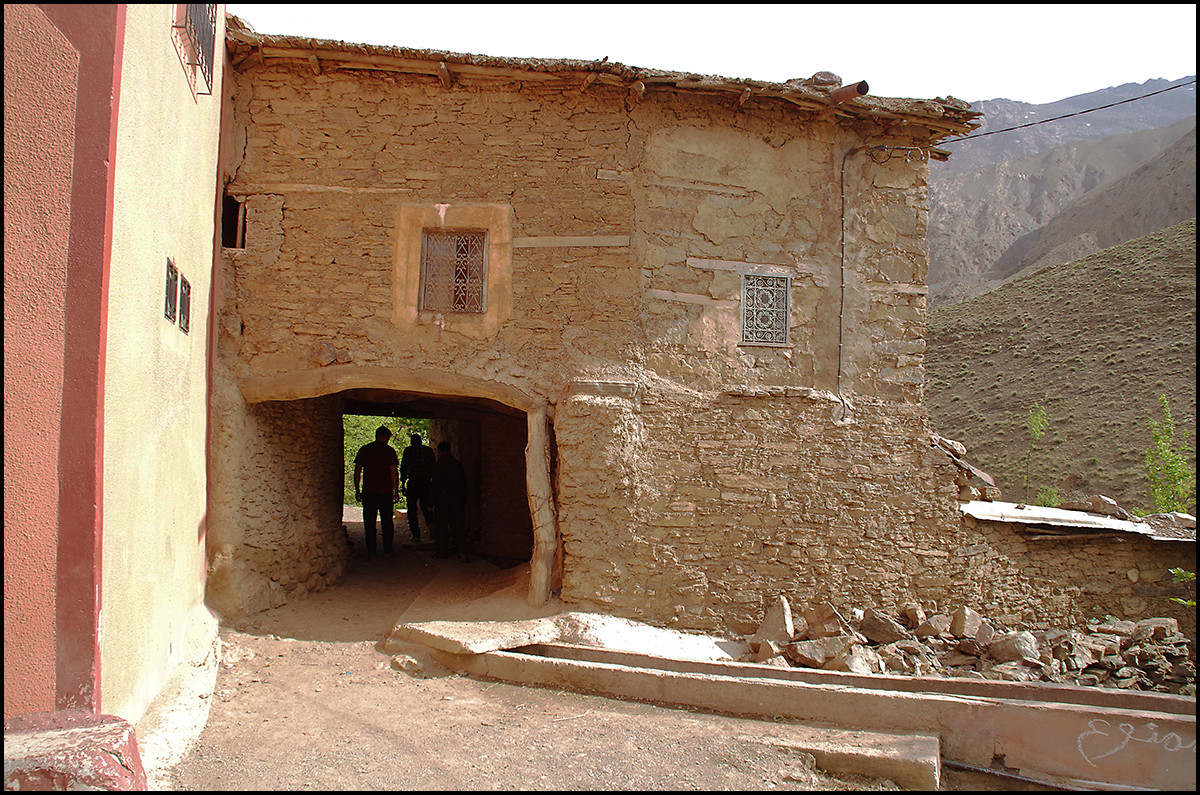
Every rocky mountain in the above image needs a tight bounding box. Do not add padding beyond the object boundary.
[924,219,1197,513]
[927,76,1195,307]
[936,77,1197,172]
[929,116,1197,305]
[992,122,1196,279]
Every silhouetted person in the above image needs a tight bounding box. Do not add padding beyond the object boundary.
[431,441,468,560]
[400,433,436,543]
[353,426,399,560]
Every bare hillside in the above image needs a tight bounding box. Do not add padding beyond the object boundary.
[929,116,1196,306]
[993,122,1196,278]
[925,219,1197,512]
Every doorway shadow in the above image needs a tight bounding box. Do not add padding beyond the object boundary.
[225,508,558,645]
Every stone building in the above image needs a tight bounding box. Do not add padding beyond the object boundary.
[208,23,995,633]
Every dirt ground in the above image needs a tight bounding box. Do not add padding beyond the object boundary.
[152,512,1040,791]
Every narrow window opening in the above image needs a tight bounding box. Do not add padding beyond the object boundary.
[222,194,246,249]
[165,259,179,322]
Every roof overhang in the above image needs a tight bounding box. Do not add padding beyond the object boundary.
[224,17,982,155]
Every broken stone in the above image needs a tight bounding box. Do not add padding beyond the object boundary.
[824,644,884,675]
[390,654,425,676]
[750,596,794,649]
[754,639,787,664]
[974,620,996,644]
[1133,617,1179,642]
[859,608,912,644]
[956,638,986,657]
[902,602,926,629]
[913,613,952,637]
[987,631,1040,663]
[801,601,851,639]
[985,660,1044,682]
[950,605,983,639]
[311,340,339,366]
[786,634,854,668]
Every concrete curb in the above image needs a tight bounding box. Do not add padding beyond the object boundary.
[425,644,1197,790]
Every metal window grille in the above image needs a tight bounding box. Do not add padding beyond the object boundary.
[164,259,179,322]
[179,276,191,335]
[420,230,488,313]
[741,274,790,346]
[176,3,217,95]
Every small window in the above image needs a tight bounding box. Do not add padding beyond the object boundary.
[222,194,246,249]
[164,259,179,322]
[741,274,790,346]
[178,276,191,335]
[172,4,217,95]
[420,229,487,313]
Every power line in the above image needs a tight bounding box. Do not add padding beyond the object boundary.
[943,79,1197,143]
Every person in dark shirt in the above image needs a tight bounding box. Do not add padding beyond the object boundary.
[353,426,399,560]
[431,441,468,560]
[400,433,436,543]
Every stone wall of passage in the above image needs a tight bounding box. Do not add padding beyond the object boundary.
[206,388,347,617]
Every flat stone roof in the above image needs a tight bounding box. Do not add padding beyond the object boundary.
[225,14,982,151]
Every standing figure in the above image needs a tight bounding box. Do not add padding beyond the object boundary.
[353,426,399,560]
[431,441,468,560]
[400,433,436,543]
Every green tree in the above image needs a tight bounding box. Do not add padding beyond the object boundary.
[1169,568,1196,607]
[1024,402,1049,503]
[1145,394,1196,514]
[342,414,430,507]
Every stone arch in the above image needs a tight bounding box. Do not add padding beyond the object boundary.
[236,365,558,608]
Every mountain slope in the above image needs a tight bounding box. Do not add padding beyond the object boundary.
[928,116,1196,305]
[924,219,1197,512]
[936,77,1196,172]
[993,122,1197,279]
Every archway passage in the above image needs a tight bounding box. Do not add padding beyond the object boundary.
[341,388,536,566]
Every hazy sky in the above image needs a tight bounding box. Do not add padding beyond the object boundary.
[225,3,1196,105]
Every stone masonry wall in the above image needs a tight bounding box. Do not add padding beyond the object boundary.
[207,60,1182,638]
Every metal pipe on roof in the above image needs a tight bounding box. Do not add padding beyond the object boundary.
[828,80,869,103]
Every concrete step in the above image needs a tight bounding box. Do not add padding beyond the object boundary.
[3,710,147,791]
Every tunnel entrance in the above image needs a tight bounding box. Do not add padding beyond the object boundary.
[341,387,536,565]
[209,367,559,617]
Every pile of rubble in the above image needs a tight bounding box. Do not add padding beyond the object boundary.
[742,598,1195,695]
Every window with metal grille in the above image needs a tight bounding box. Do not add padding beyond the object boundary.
[173,4,217,95]
[420,230,488,313]
[178,276,191,335]
[741,274,790,346]
[165,259,179,322]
